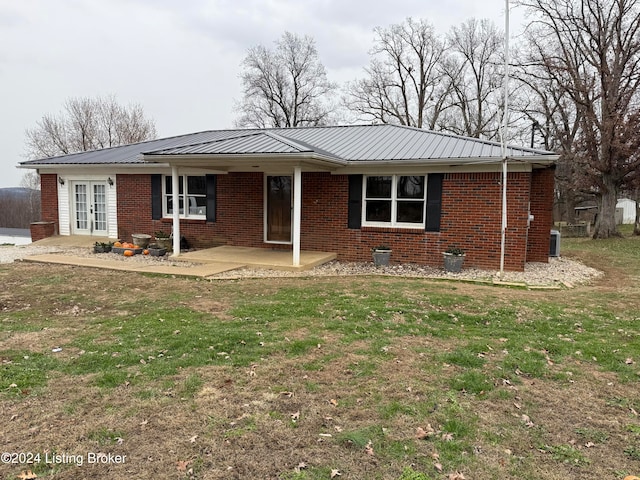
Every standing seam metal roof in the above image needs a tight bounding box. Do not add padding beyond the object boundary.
[20,124,556,166]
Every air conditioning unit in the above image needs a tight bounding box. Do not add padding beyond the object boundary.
[549,229,561,257]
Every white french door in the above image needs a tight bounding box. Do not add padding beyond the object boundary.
[72,181,108,235]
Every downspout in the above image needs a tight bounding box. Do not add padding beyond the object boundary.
[171,165,181,257]
[292,166,302,266]
[499,0,510,277]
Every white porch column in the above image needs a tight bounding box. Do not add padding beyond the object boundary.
[171,165,181,257]
[292,166,302,266]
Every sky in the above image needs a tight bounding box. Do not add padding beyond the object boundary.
[0,0,526,188]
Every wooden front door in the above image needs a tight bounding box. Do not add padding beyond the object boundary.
[266,175,292,243]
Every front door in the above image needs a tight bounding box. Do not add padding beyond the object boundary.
[72,181,108,236]
[266,175,292,243]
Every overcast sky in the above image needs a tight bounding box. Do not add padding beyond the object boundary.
[0,0,526,188]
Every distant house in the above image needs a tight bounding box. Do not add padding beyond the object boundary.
[19,124,557,271]
[617,198,637,224]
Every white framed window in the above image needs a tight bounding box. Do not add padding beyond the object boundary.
[362,175,426,228]
[163,175,206,218]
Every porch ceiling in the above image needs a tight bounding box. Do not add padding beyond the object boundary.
[140,153,346,172]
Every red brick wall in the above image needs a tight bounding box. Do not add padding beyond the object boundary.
[39,174,59,233]
[527,167,555,262]
[107,169,554,270]
[116,173,265,248]
[116,174,154,241]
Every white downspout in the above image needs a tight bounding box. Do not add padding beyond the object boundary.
[171,165,181,257]
[499,0,510,278]
[292,166,302,266]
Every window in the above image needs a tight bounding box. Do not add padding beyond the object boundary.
[363,175,426,227]
[164,175,206,218]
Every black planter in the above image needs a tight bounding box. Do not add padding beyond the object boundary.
[372,250,392,266]
[443,253,465,272]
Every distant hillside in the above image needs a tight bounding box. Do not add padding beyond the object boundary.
[0,188,41,228]
[0,187,38,199]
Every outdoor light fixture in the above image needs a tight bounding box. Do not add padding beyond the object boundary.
[58,177,65,186]
[107,177,114,186]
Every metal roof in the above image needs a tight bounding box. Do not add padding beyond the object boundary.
[20,124,556,167]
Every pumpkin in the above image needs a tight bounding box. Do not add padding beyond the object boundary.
[123,249,134,257]
[113,241,122,248]
[143,249,149,255]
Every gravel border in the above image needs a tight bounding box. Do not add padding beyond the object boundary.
[206,256,603,287]
[0,244,603,287]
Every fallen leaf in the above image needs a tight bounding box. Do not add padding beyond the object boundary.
[415,424,435,439]
[585,441,595,448]
[189,435,198,443]
[441,432,454,442]
[625,357,635,365]
[521,414,534,428]
[434,462,443,472]
[295,462,307,472]
[329,399,338,407]
[291,411,300,422]
[365,440,374,456]
[448,473,466,480]
[331,469,341,478]
[139,419,148,426]
[176,460,190,472]
[17,470,37,480]
[280,391,294,398]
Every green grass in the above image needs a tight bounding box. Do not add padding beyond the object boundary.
[1,233,640,479]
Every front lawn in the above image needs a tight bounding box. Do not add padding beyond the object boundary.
[1,234,639,479]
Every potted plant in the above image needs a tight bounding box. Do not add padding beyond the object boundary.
[92,241,113,253]
[131,233,151,248]
[372,245,392,266]
[154,230,172,251]
[443,246,465,273]
[147,243,167,257]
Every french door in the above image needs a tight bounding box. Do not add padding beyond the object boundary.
[72,181,108,235]
[265,175,292,243]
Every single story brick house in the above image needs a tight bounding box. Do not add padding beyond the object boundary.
[20,124,558,271]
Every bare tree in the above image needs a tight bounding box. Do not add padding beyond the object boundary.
[438,18,505,140]
[518,0,640,238]
[513,37,585,222]
[344,18,450,129]
[25,95,157,159]
[19,171,41,224]
[235,32,337,128]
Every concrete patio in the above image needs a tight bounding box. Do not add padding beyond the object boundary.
[24,236,337,278]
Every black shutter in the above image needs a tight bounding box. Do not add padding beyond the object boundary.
[151,174,162,220]
[347,175,363,229]
[425,173,443,232]
[206,174,217,222]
